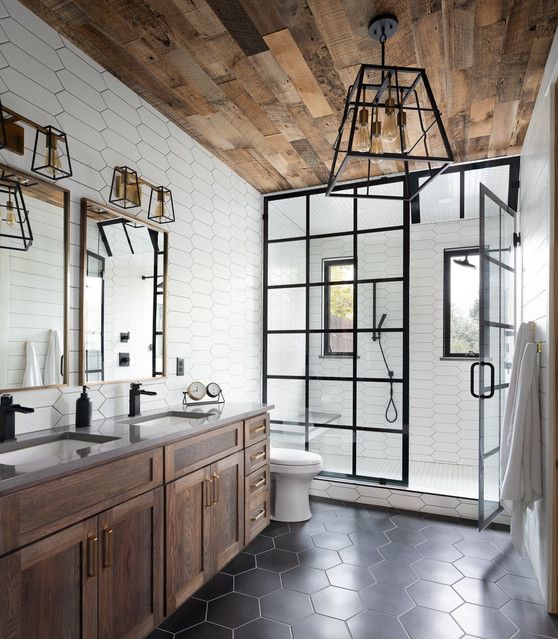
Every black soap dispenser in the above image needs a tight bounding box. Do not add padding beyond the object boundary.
[76,386,92,429]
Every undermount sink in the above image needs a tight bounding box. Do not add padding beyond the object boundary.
[0,433,121,477]
[127,410,212,430]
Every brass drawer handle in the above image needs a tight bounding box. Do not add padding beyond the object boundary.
[212,473,220,504]
[251,424,265,435]
[251,450,266,462]
[251,475,266,490]
[204,478,212,508]
[87,534,98,577]
[102,526,113,568]
[250,508,266,523]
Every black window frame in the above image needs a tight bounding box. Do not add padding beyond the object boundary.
[443,247,480,358]
[322,257,355,357]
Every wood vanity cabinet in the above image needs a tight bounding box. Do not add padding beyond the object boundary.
[165,450,244,613]
[0,488,163,639]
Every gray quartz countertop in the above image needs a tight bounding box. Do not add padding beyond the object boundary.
[0,402,273,496]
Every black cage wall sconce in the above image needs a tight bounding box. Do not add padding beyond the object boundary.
[0,174,32,251]
[0,100,72,181]
[327,13,453,202]
[109,165,175,224]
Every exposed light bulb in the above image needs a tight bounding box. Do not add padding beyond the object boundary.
[44,132,63,179]
[5,195,16,227]
[397,111,410,152]
[382,96,399,143]
[369,111,383,163]
[353,108,370,152]
[154,190,165,218]
[116,171,140,205]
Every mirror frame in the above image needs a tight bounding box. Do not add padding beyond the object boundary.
[79,198,169,386]
[0,162,70,393]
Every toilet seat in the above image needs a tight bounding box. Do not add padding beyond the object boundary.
[270,448,322,467]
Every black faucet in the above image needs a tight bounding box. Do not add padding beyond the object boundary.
[0,394,34,442]
[128,383,157,417]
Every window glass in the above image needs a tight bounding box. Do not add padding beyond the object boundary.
[323,259,354,356]
[444,249,479,357]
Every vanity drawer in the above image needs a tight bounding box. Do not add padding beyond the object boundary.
[165,422,243,481]
[244,413,270,447]
[244,439,270,476]
[245,466,270,501]
[0,448,163,555]
[245,490,270,543]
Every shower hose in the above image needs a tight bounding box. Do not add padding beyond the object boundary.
[377,336,398,424]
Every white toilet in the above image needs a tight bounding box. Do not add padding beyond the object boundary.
[270,447,323,522]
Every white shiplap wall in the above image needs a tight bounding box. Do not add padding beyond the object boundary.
[0,0,262,433]
[518,28,558,607]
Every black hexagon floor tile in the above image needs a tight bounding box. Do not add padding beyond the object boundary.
[221,552,255,575]
[154,498,551,639]
[359,582,415,616]
[159,597,206,632]
[234,617,291,639]
[260,588,313,623]
[453,576,511,608]
[400,605,463,639]
[257,548,299,572]
[235,567,281,597]
[413,558,463,585]
[326,563,375,590]
[348,610,409,639]
[194,572,233,601]
[175,622,232,639]
[299,546,341,570]
[291,613,352,639]
[206,592,259,628]
[452,602,517,638]
[311,585,365,620]
[281,565,330,594]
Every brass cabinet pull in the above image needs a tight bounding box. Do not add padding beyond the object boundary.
[102,526,113,568]
[87,534,98,577]
[204,478,212,508]
[250,508,266,523]
[212,473,220,504]
[251,450,266,462]
[251,424,265,435]
[251,475,266,490]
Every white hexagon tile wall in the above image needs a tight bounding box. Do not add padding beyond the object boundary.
[0,0,262,434]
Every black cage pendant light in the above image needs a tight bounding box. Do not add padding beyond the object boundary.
[0,176,32,251]
[327,13,453,202]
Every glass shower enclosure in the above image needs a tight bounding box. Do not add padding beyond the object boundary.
[263,179,410,486]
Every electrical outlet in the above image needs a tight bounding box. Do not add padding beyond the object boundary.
[176,358,184,376]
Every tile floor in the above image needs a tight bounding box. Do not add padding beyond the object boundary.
[149,497,557,639]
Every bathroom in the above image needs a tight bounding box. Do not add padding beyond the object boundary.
[0,1,557,639]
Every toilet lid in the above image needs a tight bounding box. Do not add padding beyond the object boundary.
[271,447,322,466]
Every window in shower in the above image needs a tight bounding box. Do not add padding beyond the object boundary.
[322,258,354,356]
[443,248,480,357]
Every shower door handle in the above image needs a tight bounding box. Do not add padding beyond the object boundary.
[470,362,480,398]
[481,362,495,399]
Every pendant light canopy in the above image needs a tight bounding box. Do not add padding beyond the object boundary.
[327,13,453,202]
[0,175,32,251]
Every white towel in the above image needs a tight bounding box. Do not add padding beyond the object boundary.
[501,324,542,553]
[23,342,43,387]
[44,329,63,385]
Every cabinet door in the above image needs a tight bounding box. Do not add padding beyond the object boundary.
[98,488,164,639]
[166,467,212,614]
[0,517,98,639]
[209,451,244,572]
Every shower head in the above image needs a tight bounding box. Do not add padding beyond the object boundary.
[453,255,476,269]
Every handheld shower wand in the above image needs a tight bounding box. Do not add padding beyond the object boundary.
[373,313,398,424]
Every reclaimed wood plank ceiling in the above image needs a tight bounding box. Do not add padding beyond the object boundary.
[19,0,558,193]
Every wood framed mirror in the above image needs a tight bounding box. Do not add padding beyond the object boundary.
[0,162,70,392]
[79,198,168,385]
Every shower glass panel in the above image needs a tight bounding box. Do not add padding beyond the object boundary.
[477,183,516,530]
[264,181,409,485]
